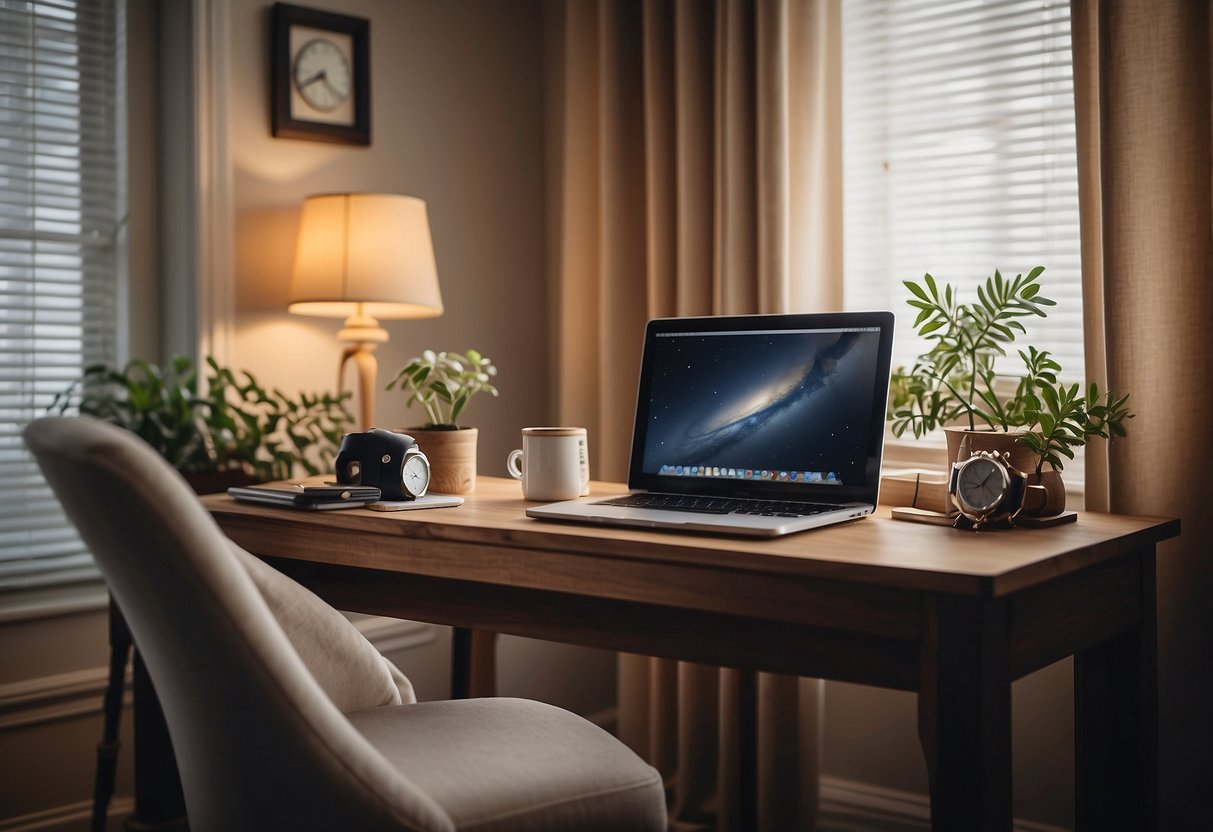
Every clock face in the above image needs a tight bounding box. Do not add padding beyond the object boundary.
[957,456,1008,513]
[402,452,430,498]
[293,37,351,112]
[271,5,369,145]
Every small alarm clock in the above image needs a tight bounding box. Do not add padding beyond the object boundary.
[335,429,430,501]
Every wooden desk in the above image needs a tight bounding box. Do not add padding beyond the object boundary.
[204,477,1178,832]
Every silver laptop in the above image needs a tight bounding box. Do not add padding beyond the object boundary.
[526,311,895,536]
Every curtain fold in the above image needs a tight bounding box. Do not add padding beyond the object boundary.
[547,1,840,828]
[1071,0,1213,826]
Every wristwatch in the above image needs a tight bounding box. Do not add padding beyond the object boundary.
[948,450,1028,530]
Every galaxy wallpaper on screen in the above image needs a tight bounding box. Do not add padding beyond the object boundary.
[639,329,881,485]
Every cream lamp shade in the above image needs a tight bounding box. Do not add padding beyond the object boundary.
[288,193,444,430]
[288,193,444,320]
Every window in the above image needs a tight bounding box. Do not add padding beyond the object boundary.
[842,0,1081,381]
[0,0,123,591]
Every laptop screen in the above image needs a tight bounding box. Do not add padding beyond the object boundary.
[627,312,894,503]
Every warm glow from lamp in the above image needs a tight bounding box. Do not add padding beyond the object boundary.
[288,193,444,429]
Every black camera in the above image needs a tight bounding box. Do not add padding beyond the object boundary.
[335,429,430,501]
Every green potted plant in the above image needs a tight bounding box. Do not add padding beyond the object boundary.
[888,267,1132,513]
[385,349,499,494]
[50,355,354,493]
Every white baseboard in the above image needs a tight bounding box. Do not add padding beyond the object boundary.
[0,797,133,832]
[819,776,1070,832]
[585,710,1069,832]
[818,775,932,831]
[0,782,1071,832]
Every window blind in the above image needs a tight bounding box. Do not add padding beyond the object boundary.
[0,0,122,591]
[841,0,1082,379]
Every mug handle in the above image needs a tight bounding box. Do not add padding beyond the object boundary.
[506,449,524,480]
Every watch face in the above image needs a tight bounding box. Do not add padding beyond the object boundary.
[293,37,351,112]
[402,452,430,498]
[956,456,1008,513]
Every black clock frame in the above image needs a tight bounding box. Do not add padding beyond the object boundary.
[270,2,370,146]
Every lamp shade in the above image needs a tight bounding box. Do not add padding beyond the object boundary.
[288,193,444,320]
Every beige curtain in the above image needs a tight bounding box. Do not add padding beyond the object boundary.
[545,0,841,828]
[1071,0,1213,827]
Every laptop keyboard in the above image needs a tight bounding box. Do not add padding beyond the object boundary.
[593,494,839,518]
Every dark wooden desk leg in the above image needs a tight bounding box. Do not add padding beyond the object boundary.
[717,667,759,832]
[1074,547,1158,831]
[451,628,498,699]
[451,627,473,699]
[918,594,1012,832]
[737,669,758,832]
[469,630,498,698]
[92,597,132,832]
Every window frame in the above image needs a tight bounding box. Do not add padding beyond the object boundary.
[840,0,1086,497]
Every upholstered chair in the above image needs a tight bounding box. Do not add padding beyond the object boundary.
[25,416,666,832]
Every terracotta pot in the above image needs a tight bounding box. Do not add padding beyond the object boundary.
[943,427,1065,517]
[183,468,258,496]
[403,427,477,494]
[1026,467,1067,516]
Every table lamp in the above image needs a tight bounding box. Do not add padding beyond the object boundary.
[288,193,443,430]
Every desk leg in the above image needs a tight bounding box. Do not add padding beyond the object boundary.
[717,668,759,832]
[1074,547,1158,831]
[918,594,1012,832]
[450,628,498,699]
[737,669,758,832]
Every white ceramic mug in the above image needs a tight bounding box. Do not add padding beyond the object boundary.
[506,427,590,501]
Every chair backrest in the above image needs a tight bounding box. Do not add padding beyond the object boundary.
[24,417,452,832]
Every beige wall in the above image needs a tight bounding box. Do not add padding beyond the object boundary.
[227,0,552,463]
[223,0,615,712]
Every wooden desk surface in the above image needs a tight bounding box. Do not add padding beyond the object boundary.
[202,475,1177,599]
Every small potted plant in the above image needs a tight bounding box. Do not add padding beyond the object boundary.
[888,267,1132,513]
[51,355,354,494]
[385,349,499,493]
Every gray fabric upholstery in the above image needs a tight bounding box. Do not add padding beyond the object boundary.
[348,698,667,832]
[232,540,416,711]
[24,417,666,832]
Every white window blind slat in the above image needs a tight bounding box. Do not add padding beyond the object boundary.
[842,0,1083,379]
[0,0,123,593]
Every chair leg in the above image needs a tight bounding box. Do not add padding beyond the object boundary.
[130,650,188,829]
[92,597,131,832]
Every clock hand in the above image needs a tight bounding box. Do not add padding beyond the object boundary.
[297,69,328,88]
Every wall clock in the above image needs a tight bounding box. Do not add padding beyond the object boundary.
[271,3,370,146]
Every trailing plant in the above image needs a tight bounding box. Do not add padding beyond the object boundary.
[888,267,1132,473]
[386,349,499,429]
[50,355,354,480]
